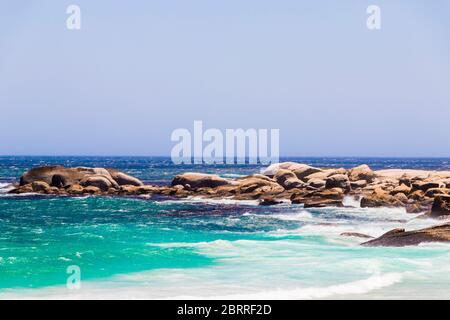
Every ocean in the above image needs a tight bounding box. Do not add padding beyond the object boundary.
[1,156,450,299]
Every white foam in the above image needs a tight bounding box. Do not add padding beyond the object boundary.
[172,272,404,300]
[159,196,259,206]
[0,183,14,194]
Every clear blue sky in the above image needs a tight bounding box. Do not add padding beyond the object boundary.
[1,0,449,156]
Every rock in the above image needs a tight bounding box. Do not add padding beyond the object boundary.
[291,165,322,180]
[303,199,344,208]
[394,192,408,204]
[412,181,444,192]
[80,175,116,192]
[340,232,374,239]
[350,180,367,189]
[303,168,346,182]
[83,186,101,195]
[348,165,375,182]
[31,181,51,193]
[425,188,450,198]
[8,184,33,194]
[362,223,450,247]
[259,197,283,206]
[430,195,450,218]
[273,169,305,190]
[307,178,326,189]
[405,203,425,214]
[237,175,282,194]
[409,190,425,201]
[310,188,344,200]
[360,189,403,208]
[171,173,230,189]
[66,184,84,195]
[261,162,299,177]
[325,174,351,191]
[391,184,411,196]
[108,170,144,186]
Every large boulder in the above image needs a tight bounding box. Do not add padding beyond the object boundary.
[362,223,450,247]
[430,195,450,218]
[303,168,347,182]
[261,162,299,177]
[273,169,305,190]
[348,165,375,182]
[80,175,117,192]
[325,174,351,191]
[237,175,281,194]
[171,173,231,189]
[108,170,144,186]
[20,166,66,185]
[360,188,403,208]
[291,165,322,180]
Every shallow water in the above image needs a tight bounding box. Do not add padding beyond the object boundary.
[1,156,450,299]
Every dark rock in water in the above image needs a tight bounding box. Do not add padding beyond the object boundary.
[303,198,343,208]
[259,197,283,206]
[430,195,450,217]
[405,202,425,214]
[362,223,450,247]
[340,232,374,239]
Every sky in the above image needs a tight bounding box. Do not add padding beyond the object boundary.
[1,0,450,157]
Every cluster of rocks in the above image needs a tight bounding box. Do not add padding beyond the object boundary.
[170,162,450,218]
[9,166,184,197]
[8,163,450,247]
[9,162,450,218]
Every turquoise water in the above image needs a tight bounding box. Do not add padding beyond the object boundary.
[1,157,450,299]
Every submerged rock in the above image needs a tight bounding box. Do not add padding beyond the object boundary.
[340,232,374,239]
[362,223,450,246]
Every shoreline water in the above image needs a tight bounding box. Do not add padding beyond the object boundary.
[1,157,450,299]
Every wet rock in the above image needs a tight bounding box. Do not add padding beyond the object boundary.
[303,198,344,208]
[405,202,426,214]
[259,197,283,206]
[362,223,450,246]
[430,195,450,218]
[340,232,374,239]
